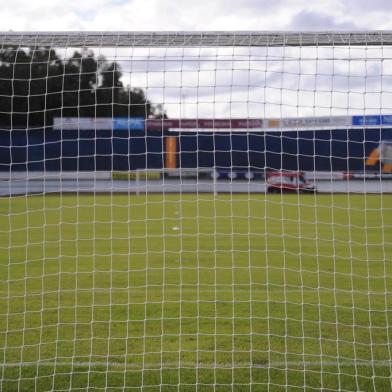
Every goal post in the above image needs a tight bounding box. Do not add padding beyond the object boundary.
[1,31,392,392]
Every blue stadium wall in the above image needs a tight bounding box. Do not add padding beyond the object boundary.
[0,127,391,172]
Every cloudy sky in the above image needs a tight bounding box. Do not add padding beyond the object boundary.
[1,0,392,31]
[2,0,392,120]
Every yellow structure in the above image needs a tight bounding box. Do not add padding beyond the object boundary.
[366,143,392,173]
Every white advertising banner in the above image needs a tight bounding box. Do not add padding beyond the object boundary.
[267,116,351,130]
[53,117,113,130]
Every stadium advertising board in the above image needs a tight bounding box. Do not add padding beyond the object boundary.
[270,116,350,129]
[352,115,392,127]
[53,117,112,130]
[112,117,145,130]
[54,115,392,132]
[53,117,145,131]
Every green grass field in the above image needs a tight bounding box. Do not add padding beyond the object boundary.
[1,193,392,391]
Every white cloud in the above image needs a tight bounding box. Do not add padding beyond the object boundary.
[1,0,391,31]
[289,10,358,31]
[343,0,392,12]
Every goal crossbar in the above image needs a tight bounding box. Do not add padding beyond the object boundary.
[2,31,392,47]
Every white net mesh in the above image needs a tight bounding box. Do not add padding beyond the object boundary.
[0,31,392,391]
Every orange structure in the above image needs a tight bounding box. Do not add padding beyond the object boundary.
[366,142,392,173]
[165,136,177,169]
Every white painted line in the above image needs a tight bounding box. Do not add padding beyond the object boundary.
[1,360,391,370]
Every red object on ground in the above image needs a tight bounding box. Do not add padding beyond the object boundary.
[266,171,316,193]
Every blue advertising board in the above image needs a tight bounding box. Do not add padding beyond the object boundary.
[112,117,145,131]
[352,115,392,126]
[352,115,381,126]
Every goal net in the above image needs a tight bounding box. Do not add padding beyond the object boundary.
[1,31,392,391]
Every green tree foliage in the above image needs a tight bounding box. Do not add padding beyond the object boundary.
[0,47,162,128]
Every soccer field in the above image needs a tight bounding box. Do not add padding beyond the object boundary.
[1,193,392,391]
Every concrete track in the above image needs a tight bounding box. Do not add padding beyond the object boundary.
[1,179,392,196]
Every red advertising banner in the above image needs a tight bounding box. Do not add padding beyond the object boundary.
[146,118,263,130]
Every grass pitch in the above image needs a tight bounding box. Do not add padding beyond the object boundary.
[1,193,392,391]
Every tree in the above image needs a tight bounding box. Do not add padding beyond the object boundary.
[0,47,159,128]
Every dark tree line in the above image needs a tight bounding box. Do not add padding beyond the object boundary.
[0,47,164,128]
